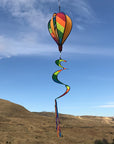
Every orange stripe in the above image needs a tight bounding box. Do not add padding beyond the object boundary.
[66,89,70,93]
[58,70,62,72]
[62,15,72,44]
[56,16,65,28]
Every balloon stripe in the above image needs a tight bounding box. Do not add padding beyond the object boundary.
[62,15,72,44]
[50,14,59,43]
[48,21,58,44]
[56,22,65,33]
[53,17,56,25]
[52,59,70,137]
[57,31,63,43]
[56,16,65,27]
[56,12,66,21]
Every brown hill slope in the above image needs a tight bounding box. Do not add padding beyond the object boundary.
[0,99,30,117]
[0,99,114,144]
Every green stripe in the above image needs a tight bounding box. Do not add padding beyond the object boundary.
[57,30,63,39]
[48,21,51,29]
[49,28,52,33]
[48,21,52,34]
[52,71,63,85]
[55,59,64,68]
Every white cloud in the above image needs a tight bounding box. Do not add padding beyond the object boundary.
[99,105,114,108]
[65,46,114,56]
[0,34,114,59]
[98,102,114,108]
[0,0,50,31]
[0,34,57,58]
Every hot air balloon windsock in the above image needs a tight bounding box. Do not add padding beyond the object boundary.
[48,12,72,53]
[48,11,72,137]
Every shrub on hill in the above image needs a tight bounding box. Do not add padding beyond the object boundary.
[94,139,114,144]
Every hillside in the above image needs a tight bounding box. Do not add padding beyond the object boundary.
[0,99,114,144]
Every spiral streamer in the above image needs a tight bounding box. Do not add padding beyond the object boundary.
[52,59,70,137]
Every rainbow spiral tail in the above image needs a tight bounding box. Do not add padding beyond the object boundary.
[52,59,70,137]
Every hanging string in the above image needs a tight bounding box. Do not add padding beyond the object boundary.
[60,52,61,59]
[58,0,61,12]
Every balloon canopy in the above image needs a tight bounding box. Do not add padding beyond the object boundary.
[48,12,72,52]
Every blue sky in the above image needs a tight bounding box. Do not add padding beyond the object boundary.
[0,0,114,116]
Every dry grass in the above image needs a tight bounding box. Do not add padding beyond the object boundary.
[0,99,114,144]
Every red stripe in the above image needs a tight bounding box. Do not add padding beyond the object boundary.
[51,33,58,44]
[58,89,70,98]
[56,12,66,21]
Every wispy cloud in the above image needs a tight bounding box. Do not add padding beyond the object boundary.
[99,105,114,108]
[65,45,114,56]
[0,34,57,58]
[0,0,50,31]
[98,102,114,108]
[0,34,113,59]
[0,0,96,30]
[62,0,97,29]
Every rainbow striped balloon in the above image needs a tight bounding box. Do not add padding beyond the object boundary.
[48,12,72,52]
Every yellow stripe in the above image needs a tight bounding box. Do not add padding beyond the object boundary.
[57,22,64,33]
